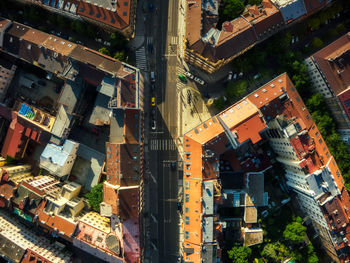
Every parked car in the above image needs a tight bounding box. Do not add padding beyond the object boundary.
[151,97,156,107]
[151,120,156,130]
[150,71,155,83]
[178,74,187,83]
[184,71,194,80]
[194,76,205,85]
[227,71,233,81]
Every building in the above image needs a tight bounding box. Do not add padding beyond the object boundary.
[0,209,72,263]
[0,57,16,102]
[305,32,350,142]
[40,139,79,179]
[15,0,137,38]
[269,0,307,23]
[183,73,350,262]
[184,0,329,73]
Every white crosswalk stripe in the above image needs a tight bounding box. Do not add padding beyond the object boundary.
[135,46,148,71]
[150,139,177,151]
[170,36,178,44]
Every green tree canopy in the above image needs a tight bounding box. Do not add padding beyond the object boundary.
[221,0,245,21]
[71,20,85,34]
[308,18,321,30]
[213,96,226,110]
[114,51,127,62]
[99,47,111,56]
[261,242,290,262]
[283,217,307,245]
[110,32,128,50]
[227,245,252,263]
[311,37,324,50]
[225,80,248,101]
[85,183,103,212]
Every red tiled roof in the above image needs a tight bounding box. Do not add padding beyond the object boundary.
[1,117,25,159]
[76,1,130,30]
[37,201,77,240]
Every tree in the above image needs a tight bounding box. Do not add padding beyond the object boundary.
[227,245,252,263]
[71,20,85,34]
[110,32,128,50]
[336,23,347,35]
[99,47,111,56]
[261,242,290,262]
[213,96,226,110]
[114,51,127,62]
[225,80,248,101]
[56,15,68,29]
[85,183,103,212]
[222,0,245,21]
[308,18,321,30]
[311,37,323,50]
[283,217,307,245]
[248,0,262,5]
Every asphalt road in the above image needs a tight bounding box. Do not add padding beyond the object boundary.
[143,0,181,262]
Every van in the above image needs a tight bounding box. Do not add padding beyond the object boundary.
[150,72,155,82]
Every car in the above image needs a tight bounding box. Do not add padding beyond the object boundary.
[151,97,156,107]
[151,120,156,130]
[38,80,46,86]
[151,83,155,91]
[150,71,155,83]
[194,76,205,85]
[227,71,233,81]
[184,71,194,80]
[178,74,187,83]
[171,162,176,171]
[55,86,62,94]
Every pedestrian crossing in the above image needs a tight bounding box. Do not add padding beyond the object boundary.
[135,46,148,71]
[150,139,177,151]
[170,36,178,45]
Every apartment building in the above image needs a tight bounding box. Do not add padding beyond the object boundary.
[183,73,350,262]
[15,0,137,38]
[305,32,350,142]
[185,0,329,73]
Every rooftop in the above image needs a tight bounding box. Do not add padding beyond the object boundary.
[312,32,350,95]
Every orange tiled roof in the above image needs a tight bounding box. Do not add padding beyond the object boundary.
[76,1,130,30]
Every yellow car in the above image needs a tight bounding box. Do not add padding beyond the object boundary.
[151,97,156,107]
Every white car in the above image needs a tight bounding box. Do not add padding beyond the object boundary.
[184,71,194,80]
[194,76,205,85]
[151,120,156,131]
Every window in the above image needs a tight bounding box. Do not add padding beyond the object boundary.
[315,132,319,137]
[185,207,189,213]
[319,139,323,144]
[185,216,190,225]
[185,194,189,202]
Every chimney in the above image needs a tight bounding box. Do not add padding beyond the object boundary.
[248,6,259,16]
[223,22,233,32]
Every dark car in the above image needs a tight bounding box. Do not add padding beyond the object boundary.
[177,202,182,213]
[151,83,155,91]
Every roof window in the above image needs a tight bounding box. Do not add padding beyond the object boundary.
[123,11,127,16]
[270,84,275,87]
[124,1,128,6]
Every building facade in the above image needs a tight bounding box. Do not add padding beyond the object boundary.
[305,32,350,143]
